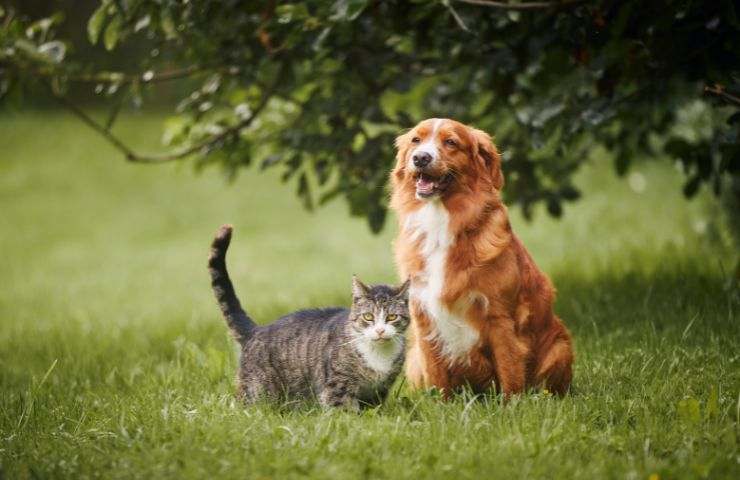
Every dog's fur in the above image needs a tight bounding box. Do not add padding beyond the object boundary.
[390,118,573,396]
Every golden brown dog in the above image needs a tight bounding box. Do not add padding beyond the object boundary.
[390,118,573,397]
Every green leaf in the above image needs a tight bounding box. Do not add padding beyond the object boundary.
[367,205,386,234]
[297,172,313,210]
[13,39,42,61]
[38,41,66,64]
[103,15,122,51]
[665,138,694,160]
[546,197,563,217]
[332,0,369,21]
[14,38,68,66]
[161,116,187,146]
[160,10,177,40]
[227,88,249,106]
[134,15,151,33]
[683,175,701,197]
[25,16,62,39]
[87,3,108,45]
[260,154,282,170]
[276,4,310,23]
[318,186,342,205]
[559,185,581,201]
[615,151,630,176]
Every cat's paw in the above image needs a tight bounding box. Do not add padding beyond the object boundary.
[319,391,360,412]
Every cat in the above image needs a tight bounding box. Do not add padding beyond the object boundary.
[208,224,410,409]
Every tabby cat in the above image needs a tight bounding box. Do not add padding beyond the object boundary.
[208,225,410,409]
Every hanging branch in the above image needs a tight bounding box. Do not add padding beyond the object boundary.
[71,64,241,85]
[455,0,590,10]
[27,64,241,86]
[51,91,140,159]
[443,0,471,32]
[74,65,206,85]
[49,74,281,164]
[704,84,740,108]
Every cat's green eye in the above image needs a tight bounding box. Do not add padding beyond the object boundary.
[362,313,374,321]
[387,314,398,322]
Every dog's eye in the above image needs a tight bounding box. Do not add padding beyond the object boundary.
[362,313,374,321]
[387,314,398,322]
[444,139,457,147]
[411,137,421,144]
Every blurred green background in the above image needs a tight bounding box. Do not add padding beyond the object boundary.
[0,111,737,478]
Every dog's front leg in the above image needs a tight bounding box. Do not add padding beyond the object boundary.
[404,323,427,389]
[406,305,454,397]
[488,317,529,397]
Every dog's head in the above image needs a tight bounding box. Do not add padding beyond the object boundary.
[392,118,503,201]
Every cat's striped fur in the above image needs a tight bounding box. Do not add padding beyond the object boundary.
[208,225,410,409]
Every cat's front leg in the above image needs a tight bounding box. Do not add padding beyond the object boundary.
[319,380,360,411]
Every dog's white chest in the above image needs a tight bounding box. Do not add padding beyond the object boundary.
[405,202,480,363]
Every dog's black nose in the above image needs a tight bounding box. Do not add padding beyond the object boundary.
[413,152,432,168]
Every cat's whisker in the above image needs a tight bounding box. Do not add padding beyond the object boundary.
[337,336,364,348]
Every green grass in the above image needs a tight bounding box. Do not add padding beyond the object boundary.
[0,111,738,479]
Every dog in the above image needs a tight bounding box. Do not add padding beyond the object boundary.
[390,118,573,397]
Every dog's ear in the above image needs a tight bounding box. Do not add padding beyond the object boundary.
[392,130,412,182]
[471,128,504,191]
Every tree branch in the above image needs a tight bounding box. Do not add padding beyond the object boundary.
[455,0,589,10]
[704,84,740,108]
[16,61,244,87]
[444,1,471,32]
[51,92,139,159]
[49,75,279,164]
[64,64,242,86]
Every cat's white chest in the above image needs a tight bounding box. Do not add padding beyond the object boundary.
[405,202,480,363]
[355,339,401,375]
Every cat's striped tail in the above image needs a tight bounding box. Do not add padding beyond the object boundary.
[208,225,256,343]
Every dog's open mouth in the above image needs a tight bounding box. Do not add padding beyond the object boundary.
[415,172,453,198]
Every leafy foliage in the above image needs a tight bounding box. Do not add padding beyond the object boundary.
[1,0,739,231]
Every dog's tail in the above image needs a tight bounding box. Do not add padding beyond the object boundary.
[208,225,256,343]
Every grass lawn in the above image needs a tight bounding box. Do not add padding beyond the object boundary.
[0,111,738,479]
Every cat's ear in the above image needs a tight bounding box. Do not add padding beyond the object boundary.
[351,275,370,299]
[394,278,411,299]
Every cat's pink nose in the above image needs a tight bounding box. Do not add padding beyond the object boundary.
[375,326,386,337]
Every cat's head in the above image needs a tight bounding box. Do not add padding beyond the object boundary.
[349,276,410,344]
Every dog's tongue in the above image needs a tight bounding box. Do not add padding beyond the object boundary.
[416,174,436,195]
